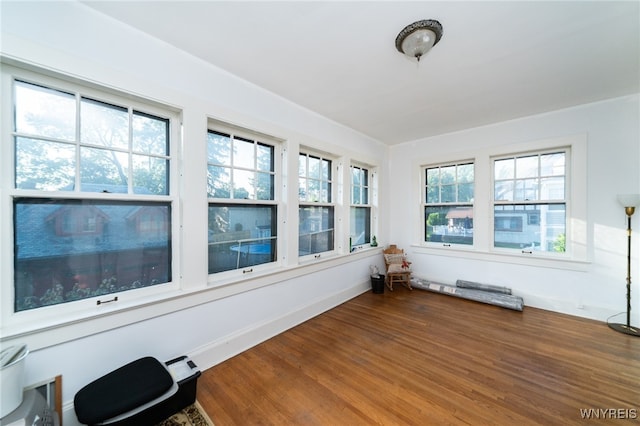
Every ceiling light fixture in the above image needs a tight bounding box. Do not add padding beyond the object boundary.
[395,19,443,62]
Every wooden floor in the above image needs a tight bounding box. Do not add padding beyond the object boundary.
[197,287,640,425]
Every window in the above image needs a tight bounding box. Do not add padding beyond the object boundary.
[15,82,169,195]
[493,150,568,252]
[207,130,277,273]
[350,164,371,248]
[416,135,585,262]
[11,78,174,312]
[298,152,334,256]
[424,162,474,245]
[493,150,567,252]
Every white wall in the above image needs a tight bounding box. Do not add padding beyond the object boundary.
[389,94,640,323]
[2,1,638,424]
[1,3,388,425]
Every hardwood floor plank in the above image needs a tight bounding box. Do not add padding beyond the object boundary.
[197,287,640,425]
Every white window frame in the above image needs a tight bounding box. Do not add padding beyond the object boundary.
[413,134,588,269]
[0,63,182,334]
[422,161,475,248]
[206,121,282,282]
[349,163,373,250]
[298,149,337,260]
[491,148,569,256]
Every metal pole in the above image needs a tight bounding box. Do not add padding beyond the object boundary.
[626,214,632,327]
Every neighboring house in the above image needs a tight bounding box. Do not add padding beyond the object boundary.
[15,201,170,310]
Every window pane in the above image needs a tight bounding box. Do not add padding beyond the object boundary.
[233,169,254,199]
[81,98,129,150]
[208,204,276,273]
[16,137,75,190]
[426,185,439,204]
[234,137,254,169]
[80,147,129,193]
[458,182,474,202]
[298,177,308,201]
[307,179,320,202]
[352,185,362,205]
[426,167,440,186]
[257,143,274,172]
[207,131,232,166]
[495,181,514,201]
[425,206,473,245]
[458,163,474,183]
[299,206,334,255]
[132,112,169,156]
[513,178,537,201]
[298,154,307,177]
[494,204,565,252]
[494,158,514,180]
[321,181,331,203]
[350,206,371,246]
[516,155,538,179]
[132,154,168,195]
[300,153,331,203]
[441,184,455,203]
[14,198,171,312]
[351,166,369,205]
[308,156,320,179]
[207,165,230,198]
[255,172,274,200]
[440,165,455,184]
[208,132,274,201]
[321,159,331,181]
[15,81,76,141]
[426,163,474,204]
[541,177,565,200]
[352,167,362,186]
[541,152,565,176]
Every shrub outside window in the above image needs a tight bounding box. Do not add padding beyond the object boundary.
[298,152,334,256]
[424,162,474,245]
[207,130,277,273]
[12,79,174,312]
[493,151,567,252]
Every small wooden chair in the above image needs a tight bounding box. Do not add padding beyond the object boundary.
[383,245,412,291]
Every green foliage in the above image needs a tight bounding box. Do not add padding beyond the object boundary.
[16,276,159,312]
[427,212,447,226]
[553,233,566,252]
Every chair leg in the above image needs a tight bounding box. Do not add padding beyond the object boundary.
[385,275,393,291]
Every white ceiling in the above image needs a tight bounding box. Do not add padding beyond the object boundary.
[82,1,640,145]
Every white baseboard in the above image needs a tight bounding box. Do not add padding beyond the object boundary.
[189,280,370,371]
[60,280,369,425]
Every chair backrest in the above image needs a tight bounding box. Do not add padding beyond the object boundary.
[383,244,403,257]
[383,245,405,271]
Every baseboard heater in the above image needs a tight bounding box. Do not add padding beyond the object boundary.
[412,277,524,311]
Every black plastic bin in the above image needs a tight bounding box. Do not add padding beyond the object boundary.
[371,275,385,294]
[74,356,201,426]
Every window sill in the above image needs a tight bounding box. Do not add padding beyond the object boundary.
[1,248,382,351]
[410,244,590,272]
[208,246,382,290]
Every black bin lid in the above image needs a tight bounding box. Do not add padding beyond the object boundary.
[74,356,174,424]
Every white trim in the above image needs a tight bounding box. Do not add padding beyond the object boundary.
[1,62,183,335]
[413,133,588,265]
[1,247,381,351]
[190,278,370,371]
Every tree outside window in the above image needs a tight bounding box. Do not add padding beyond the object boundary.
[12,79,173,312]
